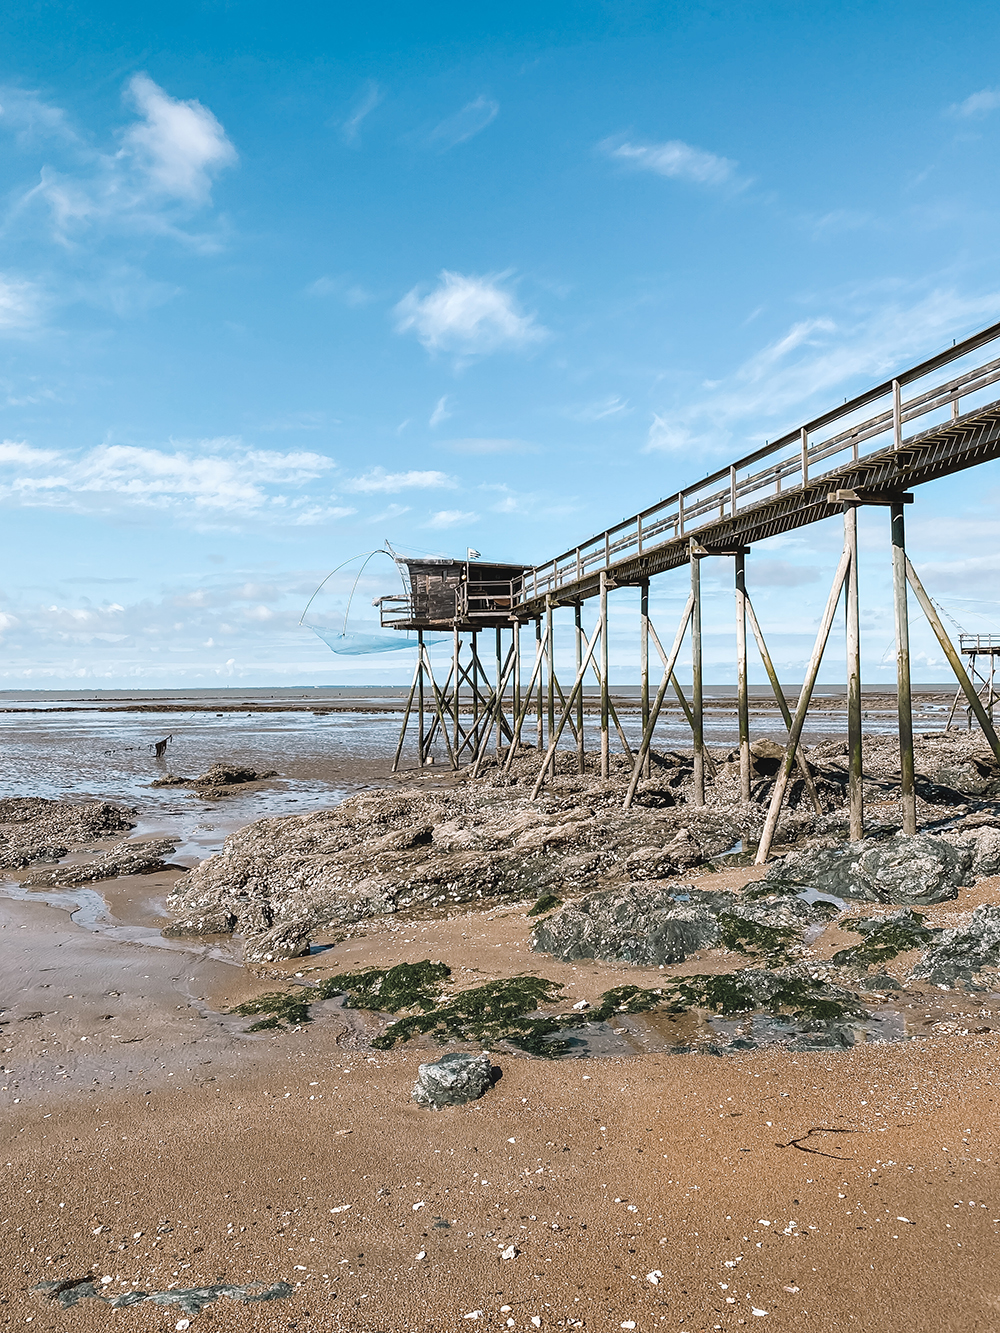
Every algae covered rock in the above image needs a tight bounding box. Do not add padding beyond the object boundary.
[531,884,812,967]
[412,1051,494,1108]
[831,908,938,970]
[911,904,1000,989]
[763,832,969,905]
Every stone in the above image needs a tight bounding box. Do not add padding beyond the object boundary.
[242,919,313,964]
[943,825,1000,879]
[763,832,969,905]
[20,837,179,887]
[749,738,786,776]
[0,799,135,870]
[411,1051,495,1108]
[911,904,1000,989]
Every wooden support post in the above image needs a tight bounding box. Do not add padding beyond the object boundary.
[469,645,517,778]
[735,551,751,804]
[513,621,521,749]
[755,547,851,863]
[640,580,651,779]
[536,618,544,751]
[421,645,457,770]
[417,629,426,766]
[690,541,705,806]
[904,557,1000,761]
[495,626,503,755]
[623,593,695,808]
[892,379,902,449]
[392,652,422,773]
[471,629,479,742]
[575,602,585,773]
[891,501,917,835]
[600,571,610,779]
[743,596,823,816]
[503,623,550,774]
[532,622,604,798]
[546,596,555,778]
[452,628,461,754]
[844,504,864,841]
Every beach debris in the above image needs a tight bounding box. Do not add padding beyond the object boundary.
[777,1127,855,1159]
[761,832,970,905]
[33,1278,293,1314]
[531,883,811,967]
[412,1050,496,1107]
[911,903,1000,989]
[152,734,173,758]
[20,836,180,887]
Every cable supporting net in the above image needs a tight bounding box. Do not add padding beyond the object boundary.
[308,626,446,655]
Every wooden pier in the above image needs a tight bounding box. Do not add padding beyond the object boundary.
[379,317,1000,858]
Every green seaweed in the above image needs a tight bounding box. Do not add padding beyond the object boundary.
[589,985,665,1021]
[373,975,570,1056]
[664,971,865,1026]
[229,990,313,1031]
[314,960,450,1012]
[716,913,797,963]
[527,892,563,917]
[832,911,936,970]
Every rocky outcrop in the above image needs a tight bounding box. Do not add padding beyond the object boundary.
[762,832,970,905]
[165,785,744,945]
[152,763,278,795]
[531,884,817,967]
[241,919,314,964]
[0,798,135,870]
[20,837,180,887]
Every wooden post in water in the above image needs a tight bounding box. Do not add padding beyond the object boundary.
[535,618,544,751]
[690,541,705,805]
[452,627,461,755]
[495,626,504,755]
[471,629,479,747]
[640,580,651,779]
[599,571,610,779]
[546,596,555,777]
[891,500,916,835]
[513,620,521,750]
[575,602,585,773]
[844,504,864,840]
[735,551,751,804]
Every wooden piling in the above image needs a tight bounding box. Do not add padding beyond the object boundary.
[417,629,426,766]
[640,580,651,779]
[844,504,864,841]
[891,501,917,835]
[735,551,751,804]
[575,602,585,773]
[599,571,610,779]
[536,618,544,752]
[690,542,705,806]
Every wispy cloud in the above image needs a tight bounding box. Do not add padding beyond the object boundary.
[18,73,237,247]
[645,286,1000,457]
[423,508,478,529]
[341,82,383,143]
[343,467,456,493]
[0,276,45,334]
[569,394,630,422]
[429,395,452,427]
[0,439,351,527]
[394,270,546,355]
[427,96,499,150]
[599,135,738,187]
[947,87,1000,119]
[306,274,376,306]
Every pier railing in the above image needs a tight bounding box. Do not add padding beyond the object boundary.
[519,317,1000,604]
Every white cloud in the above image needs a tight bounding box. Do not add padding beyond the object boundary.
[22,74,236,245]
[341,82,383,143]
[0,439,351,527]
[0,275,44,334]
[427,96,499,150]
[123,73,237,204]
[600,135,738,186]
[0,87,78,144]
[429,395,452,427]
[947,88,1000,119]
[394,271,546,355]
[423,509,478,529]
[343,467,456,493]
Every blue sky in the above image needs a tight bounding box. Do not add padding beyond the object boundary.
[3,0,1000,687]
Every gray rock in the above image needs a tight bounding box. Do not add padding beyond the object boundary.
[411,1051,494,1108]
[0,799,135,870]
[20,837,179,887]
[531,883,812,967]
[911,904,1000,989]
[763,832,969,905]
[242,920,313,964]
[943,825,1000,879]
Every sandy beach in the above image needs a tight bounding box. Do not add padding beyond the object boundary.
[4,698,1000,1331]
